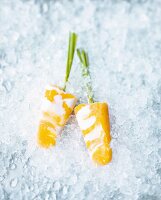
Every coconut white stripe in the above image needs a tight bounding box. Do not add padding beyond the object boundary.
[76,105,96,130]
[76,105,90,120]
[42,95,65,116]
[77,116,96,130]
[64,98,76,108]
[53,95,65,115]
[84,125,102,142]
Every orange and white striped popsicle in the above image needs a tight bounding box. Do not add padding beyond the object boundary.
[38,85,77,148]
[76,49,112,165]
[75,102,112,165]
[37,32,77,148]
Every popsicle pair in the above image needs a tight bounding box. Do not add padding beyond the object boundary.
[37,33,112,165]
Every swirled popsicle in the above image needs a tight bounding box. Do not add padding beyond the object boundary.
[37,32,77,148]
[75,49,112,165]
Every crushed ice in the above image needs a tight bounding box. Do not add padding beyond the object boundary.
[0,0,161,199]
